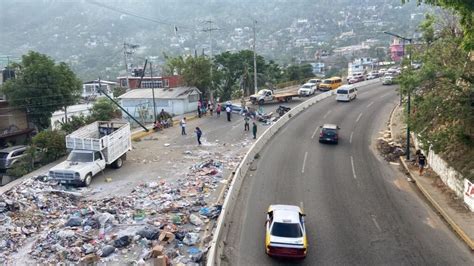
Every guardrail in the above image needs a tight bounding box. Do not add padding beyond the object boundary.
[206,79,381,265]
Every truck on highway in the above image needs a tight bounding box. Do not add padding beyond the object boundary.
[48,121,132,186]
[249,89,299,105]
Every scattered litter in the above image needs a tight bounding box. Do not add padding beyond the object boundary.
[182,233,200,246]
[164,143,171,147]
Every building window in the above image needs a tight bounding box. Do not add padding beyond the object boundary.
[164,79,169,88]
[142,80,162,88]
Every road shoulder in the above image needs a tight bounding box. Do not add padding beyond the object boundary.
[390,105,474,250]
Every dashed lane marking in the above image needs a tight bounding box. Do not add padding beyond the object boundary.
[311,127,319,139]
[350,156,357,179]
[367,101,374,108]
[302,152,308,174]
[323,110,332,119]
[372,215,382,232]
[356,113,363,123]
[350,131,354,144]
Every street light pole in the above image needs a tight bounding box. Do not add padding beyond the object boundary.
[383,31,413,160]
[253,20,258,95]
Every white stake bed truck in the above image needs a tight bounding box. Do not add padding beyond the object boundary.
[48,121,132,186]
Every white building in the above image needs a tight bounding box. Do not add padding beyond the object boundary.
[348,58,377,76]
[51,103,93,130]
[118,87,201,123]
[82,80,117,100]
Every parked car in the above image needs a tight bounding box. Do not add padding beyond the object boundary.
[298,83,316,96]
[265,204,307,259]
[0,145,28,170]
[319,124,340,144]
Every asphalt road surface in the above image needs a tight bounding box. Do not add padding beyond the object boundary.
[224,82,474,265]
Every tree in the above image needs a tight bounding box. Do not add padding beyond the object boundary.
[1,51,82,130]
[89,98,121,122]
[398,13,474,180]
[164,55,214,97]
[403,0,474,50]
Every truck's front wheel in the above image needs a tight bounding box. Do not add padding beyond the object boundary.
[113,157,123,169]
[258,99,264,105]
[83,173,92,187]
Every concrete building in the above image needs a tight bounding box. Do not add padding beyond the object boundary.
[390,37,405,62]
[118,87,201,124]
[117,75,182,90]
[82,80,117,100]
[50,103,93,130]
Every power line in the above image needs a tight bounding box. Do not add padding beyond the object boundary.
[85,0,191,30]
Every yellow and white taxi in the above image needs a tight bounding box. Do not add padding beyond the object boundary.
[265,204,307,259]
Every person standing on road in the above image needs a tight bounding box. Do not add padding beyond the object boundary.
[195,127,202,145]
[418,152,427,176]
[209,103,214,116]
[226,105,232,122]
[244,115,250,131]
[216,104,221,117]
[180,117,187,135]
[252,121,257,139]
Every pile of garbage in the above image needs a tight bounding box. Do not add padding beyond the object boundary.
[376,130,405,162]
[0,159,228,264]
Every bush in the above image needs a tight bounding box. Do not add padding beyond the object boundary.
[6,158,30,178]
[32,130,66,163]
[90,98,121,121]
[59,114,88,134]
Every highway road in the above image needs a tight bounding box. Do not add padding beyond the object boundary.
[223,82,474,265]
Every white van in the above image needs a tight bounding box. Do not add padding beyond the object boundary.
[336,85,357,102]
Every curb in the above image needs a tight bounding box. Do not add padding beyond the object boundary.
[399,158,474,250]
[389,106,474,250]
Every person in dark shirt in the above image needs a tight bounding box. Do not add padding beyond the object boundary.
[418,153,427,176]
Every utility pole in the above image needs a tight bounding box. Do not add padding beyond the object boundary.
[253,20,258,95]
[203,20,219,102]
[383,31,413,160]
[150,61,157,122]
[123,42,139,89]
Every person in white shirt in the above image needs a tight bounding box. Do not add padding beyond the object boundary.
[180,117,187,135]
[226,106,232,122]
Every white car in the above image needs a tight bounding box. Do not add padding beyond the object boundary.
[306,78,322,89]
[265,204,307,259]
[298,83,316,96]
[382,75,394,85]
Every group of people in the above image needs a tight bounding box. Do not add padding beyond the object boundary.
[179,117,203,145]
[177,99,259,145]
[153,109,173,131]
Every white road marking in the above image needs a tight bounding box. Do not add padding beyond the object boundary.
[372,215,382,232]
[302,152,308,173]
[350,131,354,144]
[300,201,304,211]
[323,110,331,119]
[311,127,319,139]
[350,156,357,179]
[367,101,374,108]
[356,113,363,123]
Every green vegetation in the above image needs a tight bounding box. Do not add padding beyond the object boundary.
[403,0,473,50]
[165,50,317,101]
[398,12,474,180]
[1,51,82,130]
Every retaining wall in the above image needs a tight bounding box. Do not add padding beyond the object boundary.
[412,134,474,212]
